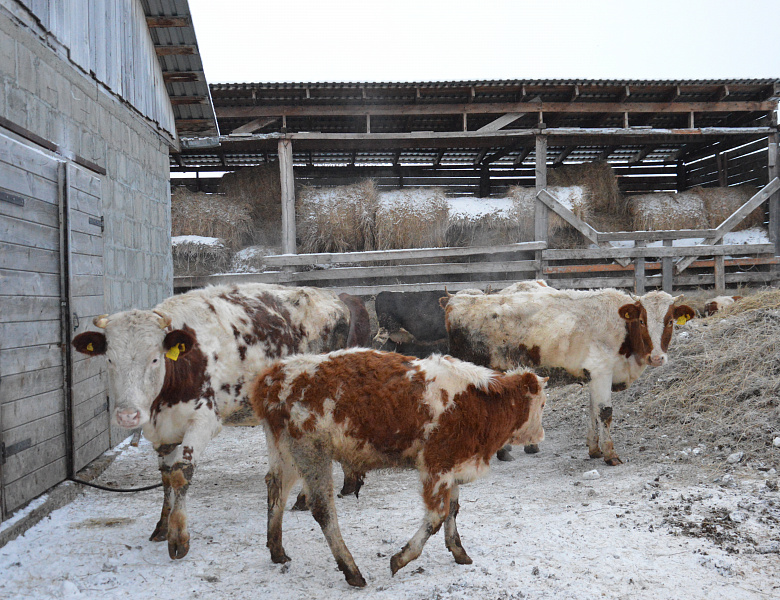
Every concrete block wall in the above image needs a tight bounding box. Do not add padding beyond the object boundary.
[0,4,173,314]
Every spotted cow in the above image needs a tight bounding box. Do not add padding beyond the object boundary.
[251,349,546,587]
[703,295,743,316]
[71,283,370,560]
[441,288,694,466]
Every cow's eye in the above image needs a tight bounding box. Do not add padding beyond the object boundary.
[107,358,112,363]
[152,358,159,364]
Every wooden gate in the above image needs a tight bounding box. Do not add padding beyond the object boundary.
[0,133,107,519]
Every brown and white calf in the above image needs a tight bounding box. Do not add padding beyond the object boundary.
[71,283,370,560]
[703,295,743,316]
[441,288,694,465]
[251,349,546,587]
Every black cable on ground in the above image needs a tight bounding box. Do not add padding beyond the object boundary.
[69,478,163,492]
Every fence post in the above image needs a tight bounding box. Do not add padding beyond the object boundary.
[662,239,673,293]
[769,131,779,255]
[278,138,297,256]
[534,134,548,279]
[714,239,725,292]
[634,240,646,294]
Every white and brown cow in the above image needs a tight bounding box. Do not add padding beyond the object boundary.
[703,294,743,316]
[251,349,547,587]
[441,288,694,465]
[72,283,370,560]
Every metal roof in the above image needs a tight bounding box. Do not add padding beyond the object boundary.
[142,0,219,138]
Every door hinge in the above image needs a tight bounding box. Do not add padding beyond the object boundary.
[88,215,104,231]
[1,438,32,464]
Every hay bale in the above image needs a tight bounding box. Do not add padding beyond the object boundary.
[220,164,282,246]
[628,191,709,231]
[445,197,522,247]
[296,181,378,253]
[171,187,253,250]
[375,188,450,250]
[548,161,622,215]
[172,236,232,276]
[693,185,764,231]
[507,185,590,248]
[230,246,275,273]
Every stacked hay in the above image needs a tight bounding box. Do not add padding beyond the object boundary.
[445,197,520,247]
[623,291,780,465]
[374,188,450,250]
[296,180,378,253]
[692,185,764,231]
[628,190,709,231]
[548,161,623,215]
[507,185,591,248]
[172,235,232,276]
[220,164,282,247]
[171,187,253,250]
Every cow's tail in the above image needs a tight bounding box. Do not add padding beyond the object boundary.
[339,293,372,347]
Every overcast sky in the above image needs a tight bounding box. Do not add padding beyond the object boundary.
[187,0,779,84]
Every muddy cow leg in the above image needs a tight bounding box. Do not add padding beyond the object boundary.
[391,479,449,576]
[589,375,622,465]
[265,443,300,563]
[149,443,178,542]
[295,447,366,587]
[443,484,472,565]
[523,443,540,454]
[338,464,364,498]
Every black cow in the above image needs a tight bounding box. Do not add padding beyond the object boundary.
[372,291,449,357]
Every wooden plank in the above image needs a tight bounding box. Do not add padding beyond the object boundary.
[0,319,60,349]
[74,429,109,472]
[263,241,545,266]
[635,240,646,294]
[0,242,59,274]
[297,280,547,296]
[3,435,67,485]
[70,229,103,256]
[73,411,108,451]
[543,243,775,260]
[0,296,60,323]
[0,269,60,296]
[3,457,67,514]
[662,239,673,292]
[597,229,717,242]
[675,177,780,273]
[477,113,526,132]
[0,367,63,404]
[0,215,59,251]
[70,274,103,297]
[0,190,59,228]
[549,276,635,289]
[2,390,64,430]
[537,188,599,244]
[73,390,108,428]
[0,345,62,377]
[769,134,779,252]
[71,354,105,386]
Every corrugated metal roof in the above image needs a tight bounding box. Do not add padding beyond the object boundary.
[141,0,219,137]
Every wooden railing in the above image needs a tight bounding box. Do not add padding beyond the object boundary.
[174,178,780,295]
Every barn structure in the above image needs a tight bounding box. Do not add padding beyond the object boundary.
[0,0,216,522]
[173,79,780,294]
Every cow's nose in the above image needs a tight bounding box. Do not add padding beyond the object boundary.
[648,355,666,367]
[116,410,141,428]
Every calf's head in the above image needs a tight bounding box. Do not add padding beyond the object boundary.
[619,292,694,368]
[72,310,196,428]
[505,371,548,446]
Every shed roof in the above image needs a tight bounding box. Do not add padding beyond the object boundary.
[174,78,779,172]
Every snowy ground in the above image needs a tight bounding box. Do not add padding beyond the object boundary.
[2,387,779,600]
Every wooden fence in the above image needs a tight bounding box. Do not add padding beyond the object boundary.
[174,178,780,295]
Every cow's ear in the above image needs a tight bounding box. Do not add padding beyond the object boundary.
[673,305,695,325]
[439,297,450,309]
[72,331,107,355]
[618,303,641,321]
[520,371,540,395]
[163,329,196,360]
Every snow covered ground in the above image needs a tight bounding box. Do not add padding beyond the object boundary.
[2,387,778,600]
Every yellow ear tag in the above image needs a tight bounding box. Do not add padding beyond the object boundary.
[675,315,690,326]
[166,345,180,361]
[86,343,94,352]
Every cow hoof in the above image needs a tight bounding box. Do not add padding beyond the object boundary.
[523,444,540,455]
[390,553,406,576]
[496,447,515,461]
[604,456,623,466]
[291,492,308,511]
[149,521,168,542]
[589,449,603,459]
[271,550,291,564]
[345,571,367,588]
[168,535,190,560]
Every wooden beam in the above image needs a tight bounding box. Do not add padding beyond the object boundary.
[628,145,657,165]
[230,117,279,135]
[215,100,777,119]
[534,135,548,278]
[513,146,533,166]
[162,71,202,83]
[600,145,618,160]
[154,45,197,56]
[769,133,780,251]
[169,96,208,106]
[473,148,489,166]
[146,16,190,27]
[570,85,580,103]
[278,139,296,254]
[715,85,730,101]
[433,150,445,167]
[537,189,600,245]
[675,177,780,272]
[620,85,631,102]
[553,145,576,166]
[477,113,526,132]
